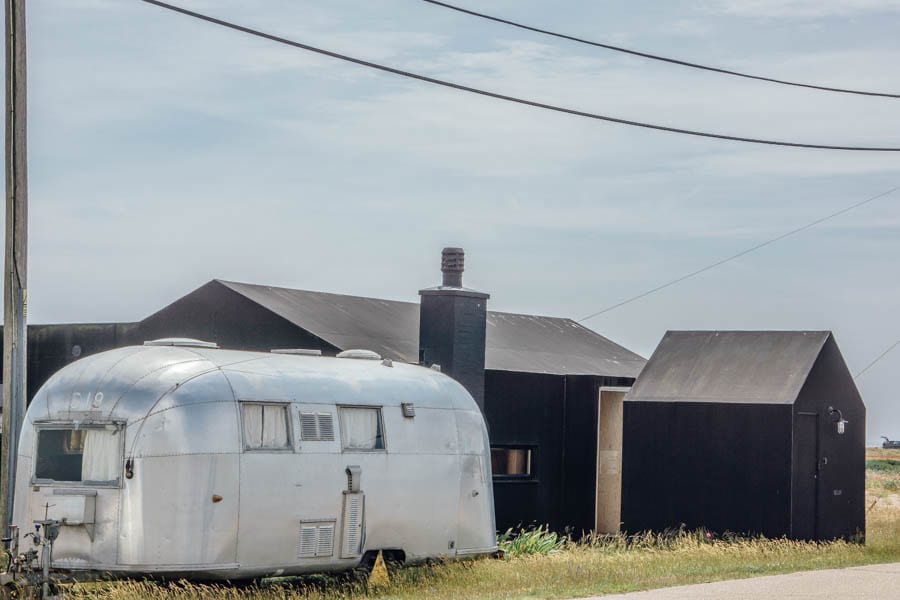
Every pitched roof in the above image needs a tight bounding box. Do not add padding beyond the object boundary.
[627,330,831,405]
[217,280,645,378]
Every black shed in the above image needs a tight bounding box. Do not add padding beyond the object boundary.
[621,331,865,541]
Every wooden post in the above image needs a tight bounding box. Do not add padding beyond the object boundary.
[1,0,28,535]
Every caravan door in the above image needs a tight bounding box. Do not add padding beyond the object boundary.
[29,424,124,569]
[455,410,494,554]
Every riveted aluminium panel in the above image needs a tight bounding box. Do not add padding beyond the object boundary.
[118,454,239,566]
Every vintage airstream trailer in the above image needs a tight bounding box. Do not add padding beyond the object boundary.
[9,340,497,580]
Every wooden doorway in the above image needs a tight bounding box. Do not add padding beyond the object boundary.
[595,387,628,534]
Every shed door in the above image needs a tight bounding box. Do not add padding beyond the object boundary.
[795,413,819,540]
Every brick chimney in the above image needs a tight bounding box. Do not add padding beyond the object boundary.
[418,248,489,411]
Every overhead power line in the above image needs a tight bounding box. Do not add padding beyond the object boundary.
[855,339,900,379]
[140,0,900,152]
[421,0,900,99]
[578,185,900,323]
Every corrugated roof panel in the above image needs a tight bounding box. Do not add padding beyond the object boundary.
[485,312,646,377]
[216,280,644,378]
[627,330,831,405]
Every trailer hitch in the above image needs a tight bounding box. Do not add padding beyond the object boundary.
[0,520,62,599]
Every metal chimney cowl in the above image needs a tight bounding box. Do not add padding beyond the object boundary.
[418,248,489,412]
[441,247,465,288]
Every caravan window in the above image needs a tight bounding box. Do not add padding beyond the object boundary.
[34,426,122,485]
[338,407,385,451]
[241,403,291,450]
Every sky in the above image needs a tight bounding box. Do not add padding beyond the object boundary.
[5,0,900,443]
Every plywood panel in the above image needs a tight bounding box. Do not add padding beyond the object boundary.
[595,391,625,533]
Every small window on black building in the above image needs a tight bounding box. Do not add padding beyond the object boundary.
[491,446,534,479]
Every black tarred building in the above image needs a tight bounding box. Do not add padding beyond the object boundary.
[621,330,865,541]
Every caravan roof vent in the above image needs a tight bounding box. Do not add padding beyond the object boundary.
[143,338,219,349]
[271,349,323,356]
[336,349,382,360]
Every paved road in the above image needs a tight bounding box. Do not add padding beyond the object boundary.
[579,563,900,600]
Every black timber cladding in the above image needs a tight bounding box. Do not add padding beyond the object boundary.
[0,322,140,401]
[487,371,566,532]
[622,402,793,537]
[622,330,865,541]
[792,336,866,541]
[485,371,634,534]
[137,280,336,355]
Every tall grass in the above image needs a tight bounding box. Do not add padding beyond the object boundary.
[64,512,900,600]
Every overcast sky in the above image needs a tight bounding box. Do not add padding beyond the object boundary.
[8,0,900,443]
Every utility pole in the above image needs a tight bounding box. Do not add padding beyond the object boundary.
[1,0,27,535]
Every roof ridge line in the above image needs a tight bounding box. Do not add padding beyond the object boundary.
[218,279,420,307]
[217,279,596,322]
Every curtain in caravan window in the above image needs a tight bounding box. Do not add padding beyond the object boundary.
[81,429,121,482]
[242,404,264,448]
[243,403,290,449]
[339,407,383,450]
[262,404,289,448]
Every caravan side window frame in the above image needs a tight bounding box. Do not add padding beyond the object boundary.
[32,422,126,488]
[337,405,387,452]
[239,401,294,452]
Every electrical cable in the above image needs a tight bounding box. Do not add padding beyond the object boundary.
[577,185,900,322]
[855,339,900,379]
[139,0,900,151]
[420,0,900,99]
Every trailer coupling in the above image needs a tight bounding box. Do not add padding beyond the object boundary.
[1,520,62,599]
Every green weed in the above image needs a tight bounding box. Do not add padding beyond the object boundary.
[497,525,567,558]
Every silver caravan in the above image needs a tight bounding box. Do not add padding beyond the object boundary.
[8,340,497,580]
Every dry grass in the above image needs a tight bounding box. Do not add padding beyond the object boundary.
[866,447,900,461]
[867,448,900,511]
[62,450,900,600]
